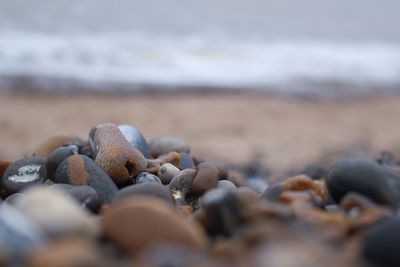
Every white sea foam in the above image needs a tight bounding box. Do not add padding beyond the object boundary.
[0,31,400,95]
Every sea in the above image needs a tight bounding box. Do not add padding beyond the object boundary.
[0,0,400,97]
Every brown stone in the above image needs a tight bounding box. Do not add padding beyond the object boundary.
[103,197,207,254]
[0,161,10,178]
[92,123,146,185]
[192,162,219,194]
[158,151,181,168]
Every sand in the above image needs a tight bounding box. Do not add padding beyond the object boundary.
[1,93,400,173]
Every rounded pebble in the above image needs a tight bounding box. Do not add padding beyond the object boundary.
[118,124,150,158]
[103,197,206,254]
[45,147,76,181]
[115,183,174,205]
[55,154,118,204]
[192,162,219,194]
[217,180,237,192]
[136,172,162,184]
[2,157,47,195]
[158,163,180,184]
[91,123,147,185]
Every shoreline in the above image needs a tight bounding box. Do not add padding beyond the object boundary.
[1,93,400,174]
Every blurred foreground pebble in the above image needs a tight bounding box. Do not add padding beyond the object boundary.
[0,122,399,266]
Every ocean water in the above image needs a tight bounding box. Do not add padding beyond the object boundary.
[0,0,400,96]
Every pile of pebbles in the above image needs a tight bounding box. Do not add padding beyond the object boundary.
[1,122,400,267]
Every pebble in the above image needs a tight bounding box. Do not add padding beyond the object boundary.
[48,184,101,213]
[169,169,197,204]
[362,218,400,267]
[158,163,180,184]
[118,124,150,158]
[115,183,174,205]
[2,156,47,195]
[326,158,400,207]
[192,162,219,194]
[0,160,10,178]
[91,123,147,185]
[14,187,100,239]
[217,180,237,192]
[135,172,162,184]
[103,197,206,254]
[149,136,190,158]
[45,146,76,181]
[158,151,181,167]
[179,152,195,169]
[55,154,118,204]
[34,136,86,157]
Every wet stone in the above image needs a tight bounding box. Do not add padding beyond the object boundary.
[158,163,180,184]
[48,184,101,213]
[2,156,47,195]
[55,154,118,204]
[135,172,162,184]
[179,152,195,170]
[326,158,400,208]
[14,187,99,239]
[192,162,219,195]
[115,182,174,205]
[149,136,190,158]
[45,146,76,181]
[91,123,147,185]
[103,197,206,254]
[118,124,150,158]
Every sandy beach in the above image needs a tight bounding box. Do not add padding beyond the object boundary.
[1,93,400,173]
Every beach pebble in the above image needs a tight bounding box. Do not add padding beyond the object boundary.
[192,162,219,194]
[158,151,181,167]
[55,154,118,204]
[103,197,206,254]
[115,183,174,205]
[362,218,400,267]
[45,146,76,181]
[158,163,180,184]
[217,180,237,192]
[0,204,45,266]
[48,184,101,213]
[118,124,150,158]
[326,158,400,207]
[179,152,195,169]
[200,188,243,237]
[247,178,269,196]
[169,169,197,204]
[91,123,147,185]
[28,239,107,267]
[14,187,100,239]
[149,136,190,158]
[2,157,47,195]
[135,172,162,184]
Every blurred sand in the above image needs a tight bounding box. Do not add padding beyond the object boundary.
[1,94,400,173]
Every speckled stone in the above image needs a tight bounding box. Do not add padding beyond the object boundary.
[192,162,219,194]
[118,124,150,158]
[158,163,180,184]
[90,123,147,185]
[2,157,47,195]
[115,183,174,205]
[103,197,206,254]
[14,187,100,239]
[149,136,190,158]
[55,154,118,204]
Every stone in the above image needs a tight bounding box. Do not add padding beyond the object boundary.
[136,172,162,184]
[0,160,10,179]
[326,158,400,207]
[34,136,86,157]
[48,184,101,213]
[2,156,47,195]
[179,152,195,169]
[45,146,76,181]
[158,163,180,184]
[217,180,237,192]
[149,136,190,158]
[192,162,219,194]
[103,197,206,254]
[14,187,100,239]
[118,124,150,158]
[115,183,174,205]
[90,123,147,185]
[169,169,197,205]
[55,154,118,204]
